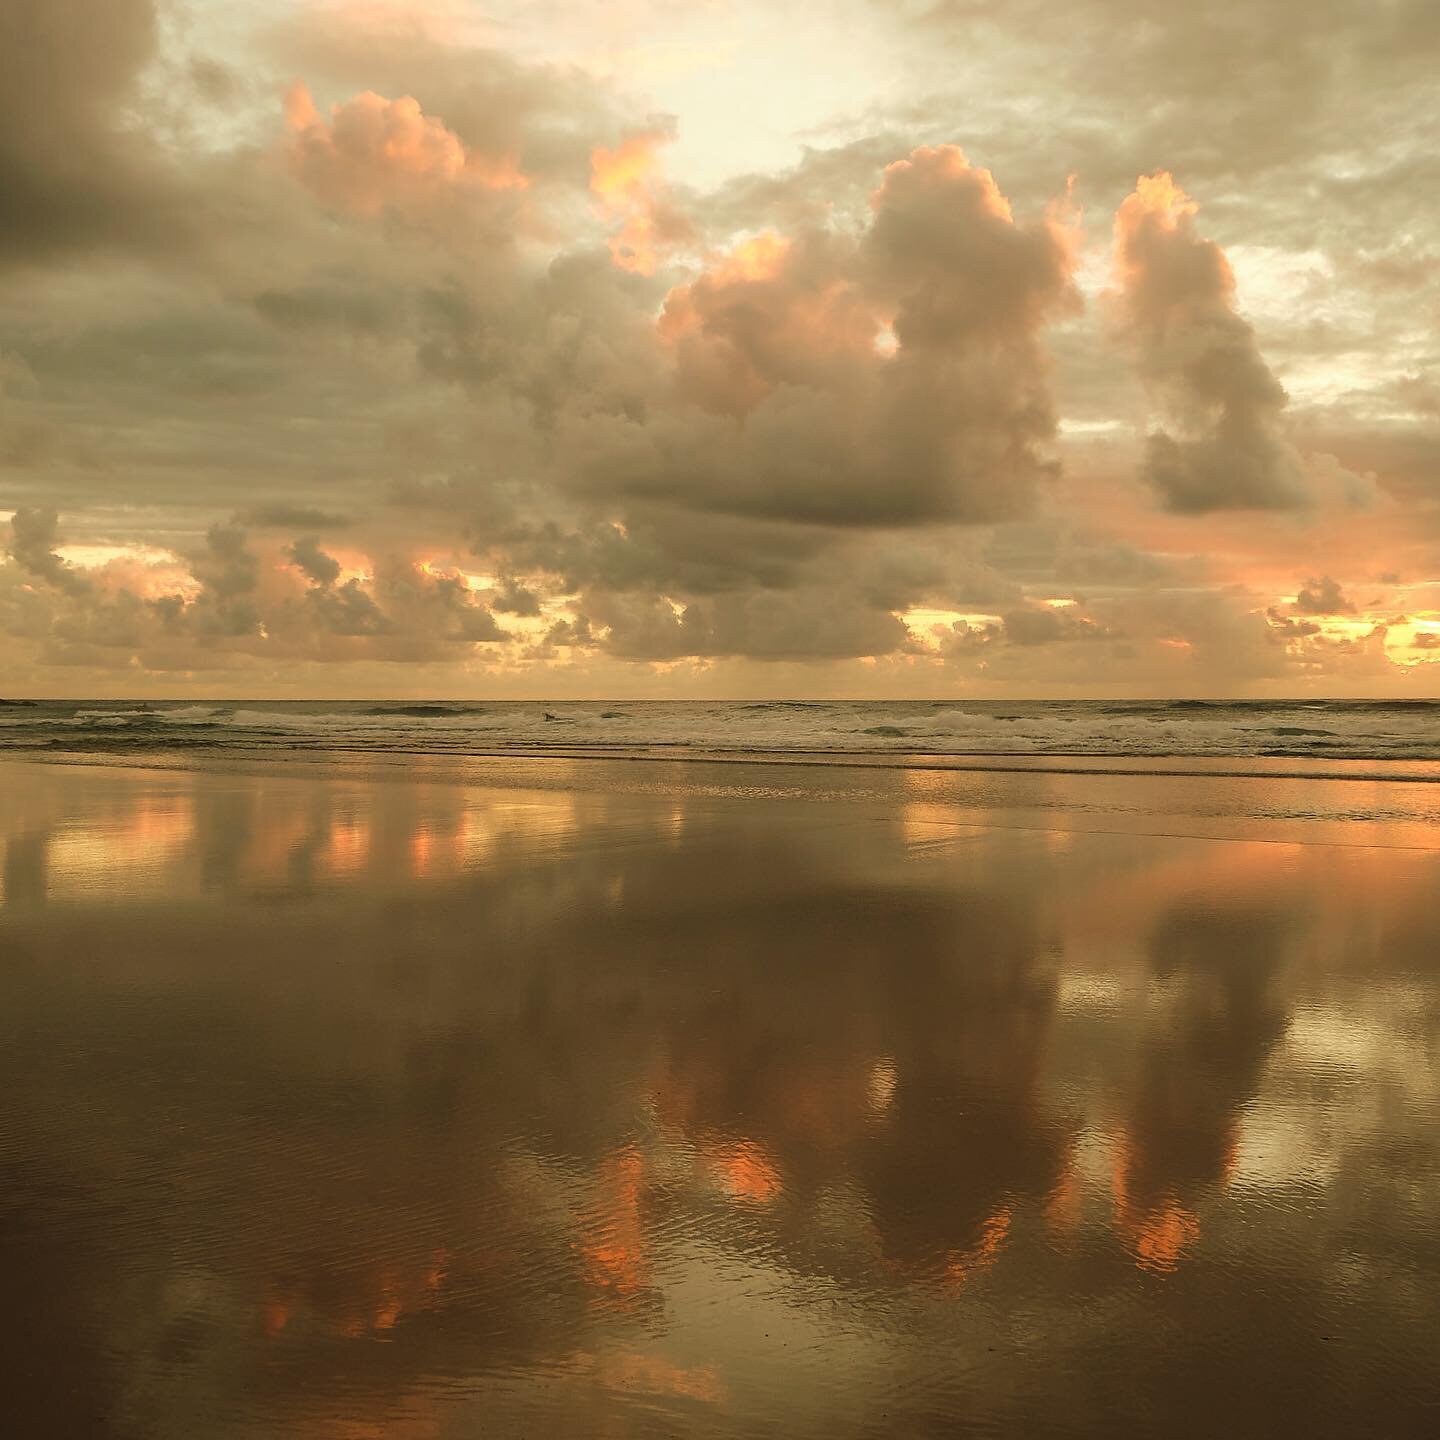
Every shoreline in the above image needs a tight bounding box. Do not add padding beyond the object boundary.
[4,743,1440,786]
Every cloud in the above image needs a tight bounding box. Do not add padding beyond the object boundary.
[1001,603,1106,646]
[1111,172,1309,512]
[241,504,353,530]
[1293,575,1354,615]
[489,577,543,616]
[585,587,908,662]
[0,0,180,268]
[5,508,91,595]
[590,129,693,275]
[658,231,872,418]
[372,560,508,649]
[0,8,1096,682]
[187,523,263,636]
[864,146,1075,349]
[543,613,597,649]
[306,577,393,637]
[192,523,260,600]
[570,145,1076,543]
[1265,610,1321,638]
[0,508,520,672]
[0,3,1434,693]
[284,83,528,216]
[288,535,343,586]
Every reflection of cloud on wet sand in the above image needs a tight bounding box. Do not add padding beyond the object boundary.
[1,760,1438,1435]
[1112,901,1297,1273]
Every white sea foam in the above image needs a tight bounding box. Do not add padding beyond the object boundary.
[3,698,1438,766]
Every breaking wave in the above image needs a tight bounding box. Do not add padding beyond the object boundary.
[1,698,1437,770]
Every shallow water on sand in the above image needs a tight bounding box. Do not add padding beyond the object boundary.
[2,756,1438,1438]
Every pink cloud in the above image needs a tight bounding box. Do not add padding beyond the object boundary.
[284,82,527,216]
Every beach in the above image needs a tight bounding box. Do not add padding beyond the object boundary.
[3,752,1438,1437]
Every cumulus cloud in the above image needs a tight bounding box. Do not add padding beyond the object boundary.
[1112,172,1309,512]
[192,523,260,600]
[578,145,1076,541]
[5,508,91,595]
[1293,575,1354,615]
[0,507,519,672]
[372,560,508,649]
[590,130,693,275]
[288,535,343,586]
[584,587,907,662]
[187,523,263,636]
[306,577,392,637]
[387,141,1084,668]
[283,82,527,216]
[1265,610,1321,638]
[1001,603,1106,646]
[658,231,873,418]
[543,614,597,649]
[489,577,543,616]
[864,147,1075,349]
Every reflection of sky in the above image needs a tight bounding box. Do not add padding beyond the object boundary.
[1,756,1437,1436]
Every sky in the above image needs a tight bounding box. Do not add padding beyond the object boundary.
[0,0,1437,699]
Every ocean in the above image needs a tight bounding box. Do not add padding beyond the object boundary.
[2,697,1439,772]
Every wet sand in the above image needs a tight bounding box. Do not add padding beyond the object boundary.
[2,755,1438,1438]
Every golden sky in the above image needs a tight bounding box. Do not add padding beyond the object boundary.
[1,0,1437,697]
